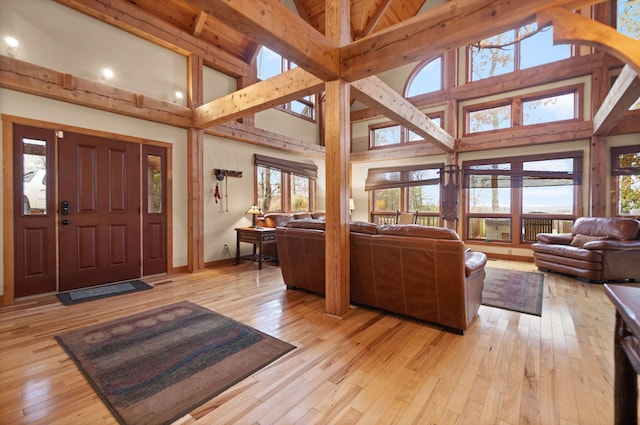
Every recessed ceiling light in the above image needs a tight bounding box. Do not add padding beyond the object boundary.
[175,91,184,100]
[101,68,114,80]
[4,36,19,57]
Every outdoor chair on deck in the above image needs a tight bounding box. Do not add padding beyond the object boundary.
[396,210,418,224]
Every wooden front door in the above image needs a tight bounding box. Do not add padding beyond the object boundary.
[58,132,141,291]
[13,124,57,298]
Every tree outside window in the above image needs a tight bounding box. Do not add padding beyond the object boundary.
[469,23,570,82]
[612,145,640,215]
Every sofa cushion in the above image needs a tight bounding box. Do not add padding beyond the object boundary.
[264,213,293,228]
[570,234,607,248]
[285,219,326,230]
[378,224,460,240]
[572,217,640,240]
[536,233,573,244]
[531,242,603,262]
[350,221,378,235]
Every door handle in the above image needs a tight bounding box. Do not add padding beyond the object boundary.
[62,219,70,225]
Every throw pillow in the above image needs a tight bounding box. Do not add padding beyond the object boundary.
[569,233,607,248]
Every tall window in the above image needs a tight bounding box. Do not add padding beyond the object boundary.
[611,145,640,216]
[405,57,443,98]
[255,154,317,213]
[366,164,443,226]
[469,23,571,82]
[463,152,582,243]
[616,1,640,109]
[256,46,316,120]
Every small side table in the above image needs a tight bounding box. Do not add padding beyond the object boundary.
[235,227,277,270]
[604,284,640,425]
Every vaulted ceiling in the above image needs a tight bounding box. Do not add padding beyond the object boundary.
[118,0,429,64]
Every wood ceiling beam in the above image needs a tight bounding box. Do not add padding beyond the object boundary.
[207,121,325,158]
[187,0,341,81]
[193,67,325,128]
[191,11,208,37]
[0,56,192,128]
[341,0,606,81]
[593,65,640,136]
[537,6,640,77]
[55,0,251,78]
[350,75,455,152]
[359,0,393,39]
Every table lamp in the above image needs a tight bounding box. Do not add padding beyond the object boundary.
[245,205,263,228]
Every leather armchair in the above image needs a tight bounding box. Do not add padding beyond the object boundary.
[531,217,640,282]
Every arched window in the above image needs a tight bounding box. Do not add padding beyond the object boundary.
[405,57,443,98]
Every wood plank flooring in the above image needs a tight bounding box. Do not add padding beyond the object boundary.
[0,259,632,424]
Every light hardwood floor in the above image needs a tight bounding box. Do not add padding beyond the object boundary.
[0,259,632,424]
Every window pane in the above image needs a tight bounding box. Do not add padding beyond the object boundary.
[523,185,573,214]
[408,117,442,142]
[147,154,162,213]
[290,99,314,118]
[409,185,440,212]
[522,218,574,242]
[257,166,282,212]
[372,125,401,147]
[470,30,515,81]
[373,188,400,211]
[522,93,575,125]
[22,138,47,215]
[406,57,442,97]
[524,157,573,172]
[520,24,570,69]
[618,0,640,39]
[468,105,511,133]
[290,174,310,212]
[617,150,640,215]
[468,217,511,241]
[256,47,282,80]
[468,175,511,213]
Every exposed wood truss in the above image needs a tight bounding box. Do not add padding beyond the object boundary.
[593,65,640,136]
[350,76,454,152]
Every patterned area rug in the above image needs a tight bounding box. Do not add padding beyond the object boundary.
[482,268,544,316]
[55,301,296,425]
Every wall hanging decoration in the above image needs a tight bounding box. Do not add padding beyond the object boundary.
[213,169,243,213]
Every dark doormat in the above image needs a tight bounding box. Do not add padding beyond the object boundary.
[57,280,153,306]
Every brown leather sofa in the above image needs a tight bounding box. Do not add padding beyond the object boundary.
[275,220,487,334]
[531,217,640,282]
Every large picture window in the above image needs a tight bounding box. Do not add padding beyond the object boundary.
[611,145,640,216]
[366,164,443,226]
[463,152,582,244]
[464,86,582,135]
[255,154,317,213]
[468,23,571,82]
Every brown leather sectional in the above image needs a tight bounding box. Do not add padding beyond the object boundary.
[531,217,640,282]
[275,219,487,334]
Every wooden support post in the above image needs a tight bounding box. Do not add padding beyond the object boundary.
[590,135,607,217]
[187,54,205,272]
[324,0,351,318]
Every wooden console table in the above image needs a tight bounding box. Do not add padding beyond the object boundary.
[235,227,277,270]
[604,284,640,425]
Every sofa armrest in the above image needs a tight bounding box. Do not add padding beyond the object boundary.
[464,251,487,277]
[584,240,640,250]
[536,233,573,245]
